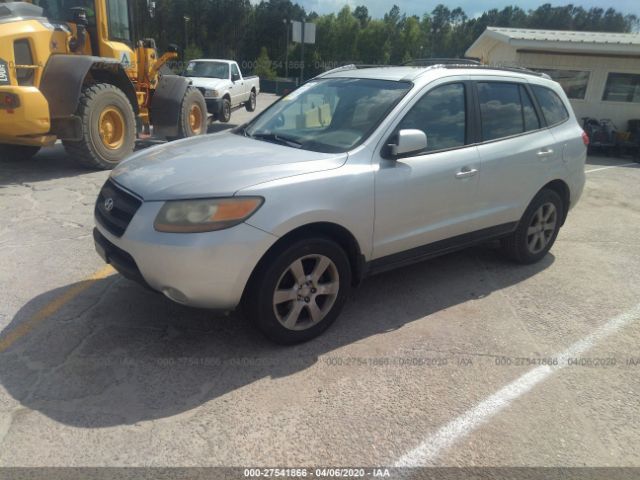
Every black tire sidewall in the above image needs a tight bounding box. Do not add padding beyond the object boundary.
[245,238,352,344]
[513,189,564,264]
[86,86,136,166]
[220,98,231,123]
[245,91,256,112]
[179,87,207,137]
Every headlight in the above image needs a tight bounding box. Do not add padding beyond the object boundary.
[154,197,264,233]
[203,89,219,98]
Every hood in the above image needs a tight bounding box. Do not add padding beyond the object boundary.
[187,77,229,90]
[110,132,348,201]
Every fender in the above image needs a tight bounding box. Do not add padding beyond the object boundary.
[149,74,191,138]
[40,55,139,119]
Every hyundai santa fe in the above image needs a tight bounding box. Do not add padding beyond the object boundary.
[94,64,587,344]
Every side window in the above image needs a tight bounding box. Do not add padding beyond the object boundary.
[477,82,524,141]
[531,85,570,126]
[520,85,540,132]
[231,63,240,79]
[397,83,466,152]
[106,0,131,42]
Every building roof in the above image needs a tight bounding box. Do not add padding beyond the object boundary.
[466,27,640,58]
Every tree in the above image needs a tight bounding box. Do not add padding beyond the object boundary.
[255,47,277,79]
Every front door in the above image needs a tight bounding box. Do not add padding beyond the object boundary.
[373,81,482,260]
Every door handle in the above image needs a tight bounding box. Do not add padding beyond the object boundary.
[537,148,554,158]
[455,167,478,179]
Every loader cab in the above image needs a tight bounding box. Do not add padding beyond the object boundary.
[33,0,134,60]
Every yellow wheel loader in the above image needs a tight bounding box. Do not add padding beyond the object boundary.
[0,0,207,169]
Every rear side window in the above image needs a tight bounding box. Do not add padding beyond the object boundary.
[520,85,541,132]
[531,85,570,126]
[397,83,466,152]
[477,82,526,141]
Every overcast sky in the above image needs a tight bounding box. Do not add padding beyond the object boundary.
[295,0,640,20]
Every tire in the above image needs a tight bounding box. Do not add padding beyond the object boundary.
[243,237,352,344]
[169,86,208,140]
[501,189,564,264]
[245,90,256,112]
[63,83,136,170]
[0,144,40,161]
[219,97,231,123]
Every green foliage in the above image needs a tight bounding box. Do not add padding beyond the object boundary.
[184,44,203,63]
[255,47,277,79]
[133,0,639,80]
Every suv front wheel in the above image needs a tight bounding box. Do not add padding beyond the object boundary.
[501,189,564,264]
[243,237,352,344]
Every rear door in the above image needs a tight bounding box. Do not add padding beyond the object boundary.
[473,78,560,230]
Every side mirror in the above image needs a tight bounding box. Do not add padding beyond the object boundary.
[232,73,241,82]
[388,129,427,157]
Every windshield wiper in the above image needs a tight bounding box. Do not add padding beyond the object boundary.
[250,132,303,148]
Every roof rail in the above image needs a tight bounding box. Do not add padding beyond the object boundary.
[402,58,480,66]
[407,63,552,81]
[313,63,388,79]
[464,64,551,78]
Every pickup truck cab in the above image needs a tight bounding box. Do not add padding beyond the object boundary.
[185,59,260,123]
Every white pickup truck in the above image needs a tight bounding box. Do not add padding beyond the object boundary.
[185,59,260,123]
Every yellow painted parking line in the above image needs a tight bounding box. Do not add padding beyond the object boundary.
[0,265,114,353]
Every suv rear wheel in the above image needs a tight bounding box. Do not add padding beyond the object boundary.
[501,189,564,264]
[243,237,352,344]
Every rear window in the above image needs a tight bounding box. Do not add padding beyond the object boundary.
[531,85,570,126]
[477,82,541,142]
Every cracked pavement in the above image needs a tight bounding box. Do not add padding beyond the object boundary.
[1,114,640,467]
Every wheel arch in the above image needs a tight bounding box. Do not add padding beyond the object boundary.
[243,222,366,302]
[149,74,192,138]
[40,55,139,119]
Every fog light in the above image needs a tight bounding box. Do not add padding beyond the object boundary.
[162,287,188,304]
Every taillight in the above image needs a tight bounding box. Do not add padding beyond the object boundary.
[0,93,20,109]
[582,130,590,146]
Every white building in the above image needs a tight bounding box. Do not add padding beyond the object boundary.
[465,27,640,130]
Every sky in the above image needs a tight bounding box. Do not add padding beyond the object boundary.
[294,0,640,19]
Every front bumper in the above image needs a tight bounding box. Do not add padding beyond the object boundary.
[94,202,279,310]
[204,97,223,115]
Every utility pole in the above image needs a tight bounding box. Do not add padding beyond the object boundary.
[283,19,289,78]
[183,15,190,55]
[300,21,305,84]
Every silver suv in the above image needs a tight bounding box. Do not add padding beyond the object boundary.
[94,64,587,344]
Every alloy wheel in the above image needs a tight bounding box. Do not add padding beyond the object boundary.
[527,202,557,254]
[272,254,340,331]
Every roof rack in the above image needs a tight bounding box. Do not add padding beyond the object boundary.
[314,63,390,79]
[314,62,552,82]
[407,63,552,81]
[402,58,480,66]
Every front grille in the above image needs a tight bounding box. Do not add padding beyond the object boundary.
[95,180,142,237]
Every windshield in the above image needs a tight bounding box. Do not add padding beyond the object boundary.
[32,0,97,25]
[244,78,411,153]
[185,61,230,80]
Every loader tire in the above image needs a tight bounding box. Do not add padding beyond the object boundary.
[168,87,208,140]
[63,83,136,170]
